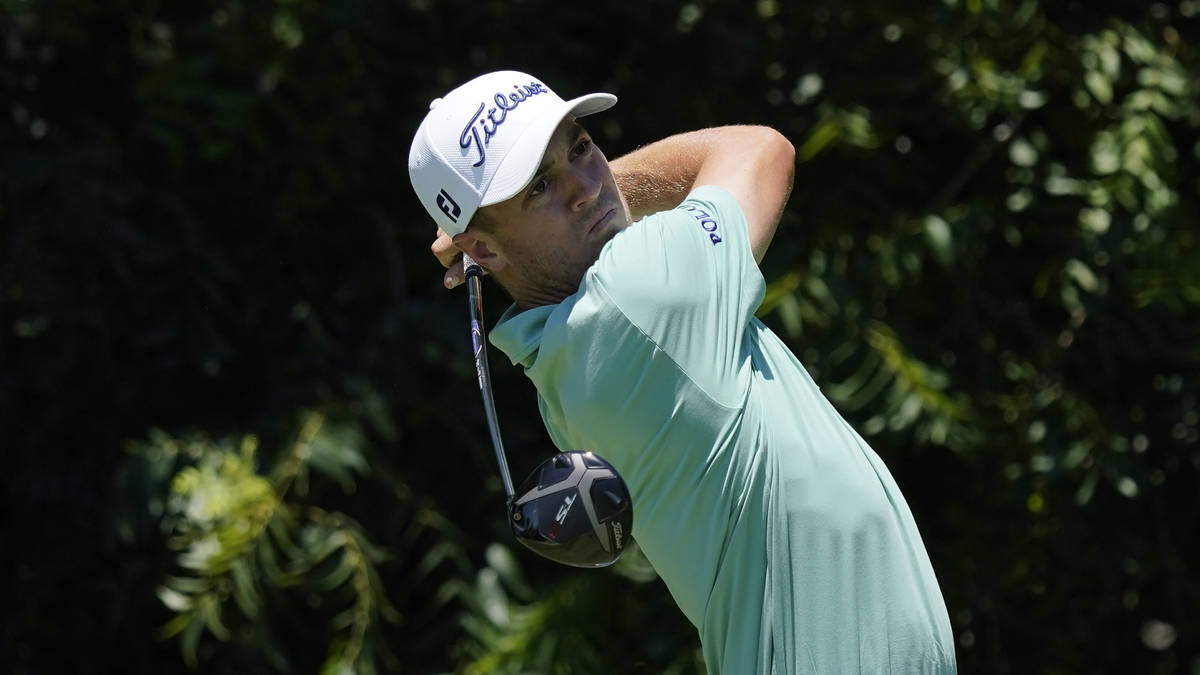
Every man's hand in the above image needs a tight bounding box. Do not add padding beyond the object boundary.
[432,228,467,289]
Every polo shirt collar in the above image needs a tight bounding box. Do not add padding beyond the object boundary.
[489,303,555,368]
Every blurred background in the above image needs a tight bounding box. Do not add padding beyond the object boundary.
[2,0,1198,673]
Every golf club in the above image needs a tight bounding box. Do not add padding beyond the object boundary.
[462,253,633,568]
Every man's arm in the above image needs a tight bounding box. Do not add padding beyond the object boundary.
[431,126,795,286]
[611,126,795,264]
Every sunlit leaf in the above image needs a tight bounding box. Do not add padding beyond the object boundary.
[1084,70,1112,104]
[1064,259,1099,293]
[923,215,954,265]
[1075,469,1100,506]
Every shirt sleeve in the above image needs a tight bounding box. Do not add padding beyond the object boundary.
[585,185,765,407]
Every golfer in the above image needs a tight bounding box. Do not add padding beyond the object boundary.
[410,70,956,674]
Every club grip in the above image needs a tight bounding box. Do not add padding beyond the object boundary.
[462,253,483,279]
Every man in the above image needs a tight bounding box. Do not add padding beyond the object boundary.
[409,70,956,674]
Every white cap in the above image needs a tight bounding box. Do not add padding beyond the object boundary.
[408,71,617,236]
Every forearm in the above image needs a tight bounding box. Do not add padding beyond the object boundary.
[611,129,722,219]
[609,125,795,262]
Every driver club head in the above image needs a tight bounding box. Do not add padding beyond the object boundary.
[508,451,633,568]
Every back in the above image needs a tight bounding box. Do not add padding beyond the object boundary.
[489,186,956,673]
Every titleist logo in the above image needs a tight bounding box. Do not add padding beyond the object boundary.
[459,82,550,168]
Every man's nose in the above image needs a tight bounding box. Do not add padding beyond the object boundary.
[568,168,602,211]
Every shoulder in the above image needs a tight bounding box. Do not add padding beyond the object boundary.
[569,187,762,366]
[672,185,750,249]
[599,185,748,266]
[588,186,754,299]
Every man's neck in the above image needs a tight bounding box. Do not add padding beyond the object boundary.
[500,272,580,311]
[513,286,574,311]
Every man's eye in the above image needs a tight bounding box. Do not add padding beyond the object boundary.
[529,178,548,196]
[572,139,592,157]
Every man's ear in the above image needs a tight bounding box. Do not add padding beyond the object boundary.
[452,232,509,273]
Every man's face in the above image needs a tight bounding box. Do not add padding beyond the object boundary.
[473,118,631,303]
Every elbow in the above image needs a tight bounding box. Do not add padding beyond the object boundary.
[723,125,794,160]
[763,126,796,172]
[737,125,795,182]
[753,126,795,196]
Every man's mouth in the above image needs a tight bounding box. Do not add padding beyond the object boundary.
[589,208,616,235]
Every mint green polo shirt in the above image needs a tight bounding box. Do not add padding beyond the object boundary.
[490,186,956,674]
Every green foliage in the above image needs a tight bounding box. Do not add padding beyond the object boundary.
[135,415,397,674]
[3,0,1199,673]
[452,543,703,675]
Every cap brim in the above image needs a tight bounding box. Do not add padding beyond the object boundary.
[479,92,617,207]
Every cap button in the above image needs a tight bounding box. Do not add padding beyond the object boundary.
[429,97,443,111]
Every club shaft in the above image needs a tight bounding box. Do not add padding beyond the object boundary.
[463,253,516,500]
